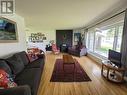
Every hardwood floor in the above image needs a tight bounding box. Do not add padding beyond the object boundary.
[38,53,127,95]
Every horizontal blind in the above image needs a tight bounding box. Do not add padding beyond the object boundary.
[87,12,125,31]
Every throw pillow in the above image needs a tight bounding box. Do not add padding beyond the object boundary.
[0,60,12,76]
[0,69,17,89]
[6,55,24,75]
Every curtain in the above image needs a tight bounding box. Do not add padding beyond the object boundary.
[84,29,88,46]
[81,29,88,46]
[121,9,127,67]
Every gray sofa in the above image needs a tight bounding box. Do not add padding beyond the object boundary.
[0,51,45,95]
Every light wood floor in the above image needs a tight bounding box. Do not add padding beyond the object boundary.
[38,53,127,95]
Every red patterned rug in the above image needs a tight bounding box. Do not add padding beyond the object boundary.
[50,59,91,82]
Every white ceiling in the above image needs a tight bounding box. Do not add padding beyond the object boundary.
[15,0,127,30]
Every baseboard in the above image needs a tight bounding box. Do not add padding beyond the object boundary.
[87,53,102,64]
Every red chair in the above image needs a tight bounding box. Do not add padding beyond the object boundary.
[52,44,60,54]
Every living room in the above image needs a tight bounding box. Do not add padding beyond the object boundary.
[0,0,127,95]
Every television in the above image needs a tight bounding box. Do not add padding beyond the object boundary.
[108,49,121,67]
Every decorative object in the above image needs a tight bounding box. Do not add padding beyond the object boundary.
[74,33,81,42]
[50,59,91,82]
[28,33,46,43]
[27,48,45,62]
[0,17,18,43]
[49,40,54,44]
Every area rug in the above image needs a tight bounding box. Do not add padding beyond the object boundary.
[50,59,91,82]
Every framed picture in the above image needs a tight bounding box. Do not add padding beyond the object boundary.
[0,17,18,43]
[74,33,81,42]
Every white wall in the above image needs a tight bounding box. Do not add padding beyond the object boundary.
[0,15,27,58]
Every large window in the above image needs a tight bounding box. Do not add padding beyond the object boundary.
[95,27,115,57]
[86,23,123,57]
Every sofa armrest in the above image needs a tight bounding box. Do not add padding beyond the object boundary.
[40,50,45,55]
[81,47,87,51]
[39,50,46,58]
[0,85,31,95]
[37,53,45,59]
[80,47,87,56]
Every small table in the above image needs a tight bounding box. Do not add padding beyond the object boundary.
[63,54,75,70]
[101,60,126,83]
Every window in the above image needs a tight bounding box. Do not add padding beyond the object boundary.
[95,27,115,57]
[86,23,123,57]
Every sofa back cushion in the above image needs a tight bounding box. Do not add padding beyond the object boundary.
[6,55,24,75]
[0,60,12,75]
[15,51,29,65]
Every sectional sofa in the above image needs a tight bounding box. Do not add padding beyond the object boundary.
[0,51,45,95]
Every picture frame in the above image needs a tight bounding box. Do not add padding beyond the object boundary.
[0,17,18,43]
[74,33,81,42]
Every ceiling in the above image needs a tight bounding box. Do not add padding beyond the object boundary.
[15,0,127,30]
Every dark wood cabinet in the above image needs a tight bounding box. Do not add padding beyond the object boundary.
[56,30,73,48]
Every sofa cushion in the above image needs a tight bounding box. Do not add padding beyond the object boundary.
[0,60,12,75]
[26,58,44,69]
[6,55,24,75]
[15,51,29,65]
[15,68,42,95]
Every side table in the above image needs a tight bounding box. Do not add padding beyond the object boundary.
[101,60,126,83]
